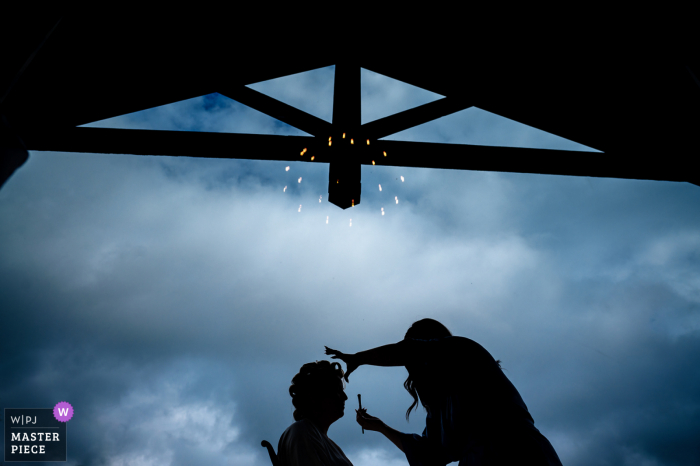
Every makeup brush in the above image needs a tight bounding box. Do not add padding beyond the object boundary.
[358,394,364,434]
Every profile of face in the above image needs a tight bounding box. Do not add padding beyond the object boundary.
[312,376,348,424]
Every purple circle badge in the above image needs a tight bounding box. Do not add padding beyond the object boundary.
[53,402,73,422]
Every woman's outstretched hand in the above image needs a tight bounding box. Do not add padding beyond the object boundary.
[355,408,384,433]
[324,346,358,382]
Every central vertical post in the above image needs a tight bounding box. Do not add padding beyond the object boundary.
[332,62,361,129]
[328,62,362,209]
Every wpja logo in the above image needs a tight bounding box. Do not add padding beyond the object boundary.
[4,403,72,462]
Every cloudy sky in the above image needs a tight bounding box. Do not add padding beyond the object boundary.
[1,65,699,466]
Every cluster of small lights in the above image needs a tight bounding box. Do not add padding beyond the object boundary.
[280,134,405,226]
[296,146,316,161]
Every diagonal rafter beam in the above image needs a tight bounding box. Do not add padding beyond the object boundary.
[361,96,472,140]
[217,85,332,137]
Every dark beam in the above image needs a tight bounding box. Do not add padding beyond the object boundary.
[217,85,332,137]
[17,127,700,187]
[333,62,361,131]
[0,11,66,106]
[361,97,472,140]
[362,60,611,154]
[20,127,319,163]
[686,65,700,90]
[368,140,697,185]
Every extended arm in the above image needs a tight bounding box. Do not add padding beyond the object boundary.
[355,342,407,367]
[325,342,408,381]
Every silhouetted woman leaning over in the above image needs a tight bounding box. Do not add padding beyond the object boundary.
[325,319,563,466]
[277,360,354,466]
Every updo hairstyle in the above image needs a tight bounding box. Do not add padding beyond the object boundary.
[289,360,345,421]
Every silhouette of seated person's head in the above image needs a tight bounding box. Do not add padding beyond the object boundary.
[290,360,348,429]
[277,360,353,466]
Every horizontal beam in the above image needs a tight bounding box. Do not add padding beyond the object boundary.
[217,85,332,137]
[361,97,472,140]
[21,127,319,162]
[370,140,697,185]
[18,127,699,187]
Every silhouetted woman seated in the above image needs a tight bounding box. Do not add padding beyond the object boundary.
[326,318,563,466]
[277,360,354,466]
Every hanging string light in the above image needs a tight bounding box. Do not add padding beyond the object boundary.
[284,135,400,218]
